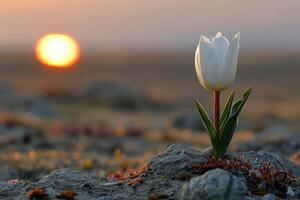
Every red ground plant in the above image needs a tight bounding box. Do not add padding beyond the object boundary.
[107,164,149,186]
[28,187,48,200]
[191,155,252,174]
[57,189,77,200]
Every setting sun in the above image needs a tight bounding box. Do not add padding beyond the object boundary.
[35,34,80,68]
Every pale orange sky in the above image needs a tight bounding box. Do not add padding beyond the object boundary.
[1,0,300,51]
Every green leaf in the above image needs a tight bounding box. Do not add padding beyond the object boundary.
[218,114,238,155]
[232,87,252,115]
[219,87,252,154]
[194,99,220,156]
[220,91,234,130]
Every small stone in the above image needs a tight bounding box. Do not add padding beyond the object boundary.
[261,193,275,200]
[181,168,247,200]
[287,186,295,197]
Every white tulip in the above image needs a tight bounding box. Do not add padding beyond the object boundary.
[195,32,240,91]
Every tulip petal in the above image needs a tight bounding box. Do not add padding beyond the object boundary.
[215,32,222,38]
[221,32,240,88]
[195,37,212,88]
[196,36,220,90]
[212,35,229,67]
[195,32,240,91]
[195,45,206,87]
[200,35,211,43]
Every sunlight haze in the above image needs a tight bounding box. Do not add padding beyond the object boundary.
[0,0,299,51]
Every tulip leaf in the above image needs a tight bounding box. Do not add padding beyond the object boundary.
[232,87,252,116]
[194,99,220,156]
[219,87,252,154]
[219,114,238,155]
[220,91,234,130]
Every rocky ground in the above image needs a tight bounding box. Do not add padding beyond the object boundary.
[1,144,300,199]
[0,82,300,199]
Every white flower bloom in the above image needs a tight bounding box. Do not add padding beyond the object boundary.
[195,32,240,91]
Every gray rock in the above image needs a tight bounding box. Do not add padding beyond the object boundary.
[148,144,207,176]
[261,193,275,200]
[0,126,42,147]
[0,94,58,117]
[38,168,90,189]
[236,126,300,155]
[45,187,56,198]
[0,166,19,181]
[254,126,293,140]
[0,124,9,135]
[82,81,166,111]
[287,186,295,197]
[172,111,205,131]
[13,169,95,200]
[0,84,58,117]
[0,182,12,192]
[0,83,13,98]
[83,81,146,110]
[245,197,257,200]
[182,168,247,200]
[0,180,27,199]
[16,95,58,117]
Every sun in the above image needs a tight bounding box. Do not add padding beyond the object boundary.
[35,34,80,68]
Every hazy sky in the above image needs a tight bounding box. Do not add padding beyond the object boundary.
[1,0,300,51]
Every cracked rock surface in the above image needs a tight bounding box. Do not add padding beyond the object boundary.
[1,144,300,200]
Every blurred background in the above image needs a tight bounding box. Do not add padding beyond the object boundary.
[0,0,300,181]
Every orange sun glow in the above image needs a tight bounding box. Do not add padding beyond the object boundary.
[35,34,80,68]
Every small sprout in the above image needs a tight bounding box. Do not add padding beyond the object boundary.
[28,187,47,200]
[57,189,76,200]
